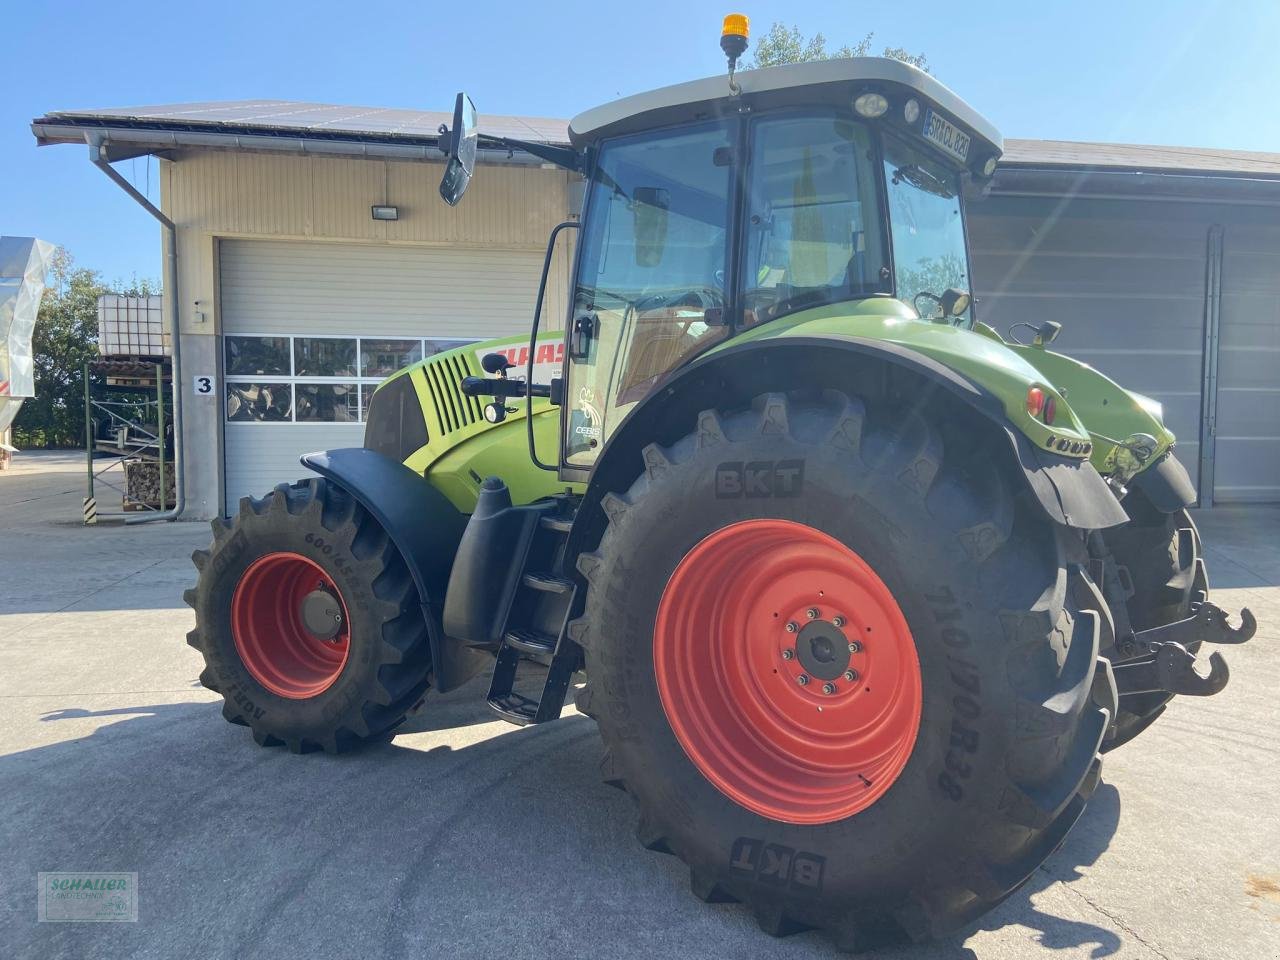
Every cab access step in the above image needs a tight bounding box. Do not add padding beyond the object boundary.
[442,478,583,725]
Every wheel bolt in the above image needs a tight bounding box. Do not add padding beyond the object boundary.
[806,607,820,620]
[847,641,862,653]
[832,616,846,628]
[781,648,794,661]
[844,669,858,682]
[796,674,809,686]
[785,621,798,633]
[822,682,837,695]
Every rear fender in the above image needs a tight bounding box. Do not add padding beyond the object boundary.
[565,336,1129,567]
[300,447,489,693]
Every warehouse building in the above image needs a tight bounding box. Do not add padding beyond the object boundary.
[32,99,1280,518]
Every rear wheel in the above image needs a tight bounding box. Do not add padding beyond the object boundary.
[572,391,1115,949]
[185,478,431,753]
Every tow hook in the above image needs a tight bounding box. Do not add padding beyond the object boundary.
[1112,602,1257,698]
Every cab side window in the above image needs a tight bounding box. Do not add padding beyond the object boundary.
[742,115,887,326]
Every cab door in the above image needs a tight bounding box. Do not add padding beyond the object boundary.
[561,121,736,478]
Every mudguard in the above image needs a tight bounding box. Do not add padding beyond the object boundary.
[1129,450,1198,513]
[565,335,1129,567]
[300,447,489,693]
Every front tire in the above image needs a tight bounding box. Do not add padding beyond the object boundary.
[184,478,431,754]
[571,391,1115,949]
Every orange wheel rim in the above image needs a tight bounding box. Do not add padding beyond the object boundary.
[654,519,922,824]
[231,552,350,699]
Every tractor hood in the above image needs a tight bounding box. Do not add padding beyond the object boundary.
[725,297,1174,474]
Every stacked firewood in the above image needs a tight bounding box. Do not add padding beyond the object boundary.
[124,460,176,508]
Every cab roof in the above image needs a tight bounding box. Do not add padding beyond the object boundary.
[569,57,1003,167]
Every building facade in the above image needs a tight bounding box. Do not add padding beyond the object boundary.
[165,151,575,516]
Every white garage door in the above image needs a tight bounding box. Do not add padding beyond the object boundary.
[219,239,546,514]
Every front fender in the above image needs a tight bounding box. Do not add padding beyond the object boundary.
[1004,340,1178,477]
[300,447,488,693]
[566,335,1128,569]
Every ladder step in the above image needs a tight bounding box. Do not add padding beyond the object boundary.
[487,691,541,726]
[522,571,573,594]
[504,628,557,658]
[540,515,573,534]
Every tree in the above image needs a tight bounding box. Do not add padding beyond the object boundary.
[748,22,929,73]
[11,252,157,448]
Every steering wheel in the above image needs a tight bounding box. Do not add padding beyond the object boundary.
[631,286,725,316]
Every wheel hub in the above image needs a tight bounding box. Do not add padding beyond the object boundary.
[231,552,351,699]
[794,619,850,681]
[301,588,344,641]
[654,519,923,825]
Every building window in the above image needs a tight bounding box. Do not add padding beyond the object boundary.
[226,336,290,376]
[361,339,423,378]
[224,335,477,424]
[295,337,357,377]
[296,383,361,422]
[226,382,292,421]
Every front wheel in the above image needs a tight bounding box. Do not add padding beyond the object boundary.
[571,391,1115,949]
[184,478,431,753]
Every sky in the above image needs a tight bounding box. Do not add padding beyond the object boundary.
[4,0,1278,285]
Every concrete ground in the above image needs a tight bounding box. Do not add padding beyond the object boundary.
[1,449,1277,960]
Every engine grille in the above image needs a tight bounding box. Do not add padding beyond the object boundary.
[420,351,485,436]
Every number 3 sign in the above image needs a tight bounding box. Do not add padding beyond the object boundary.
[193,375,215,396]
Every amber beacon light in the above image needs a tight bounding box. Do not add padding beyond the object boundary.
[721,13,750,93]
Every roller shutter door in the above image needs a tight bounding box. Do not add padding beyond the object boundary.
[219,239,544,514]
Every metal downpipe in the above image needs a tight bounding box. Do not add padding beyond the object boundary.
[86,134,186,522]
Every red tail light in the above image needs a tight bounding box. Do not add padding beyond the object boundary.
[1026,386,1057,425]
[1026,387,1045,418]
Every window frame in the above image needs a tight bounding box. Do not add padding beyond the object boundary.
[222,334,477,424]
[561,118,739,468]
[737,107,894,327]
[878,130,976,327]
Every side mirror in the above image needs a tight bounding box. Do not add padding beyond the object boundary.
[632,186,670,267]
[481,352,514,377]
[939,288,972,317]
[439,93,479,207]
[1033,321,1062,347]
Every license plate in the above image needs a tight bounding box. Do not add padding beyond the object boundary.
[922,110,971,163]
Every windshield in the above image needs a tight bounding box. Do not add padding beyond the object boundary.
[743,113,888,325]
[565,121,733,465]
[883,135,972,325]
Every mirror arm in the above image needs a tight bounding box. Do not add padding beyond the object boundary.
[461,376,551,399]
[478,136,584,173]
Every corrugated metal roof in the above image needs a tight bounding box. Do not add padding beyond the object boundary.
[39,99,571,145]
[34,99,1280,179]
[1003,138,1280,178]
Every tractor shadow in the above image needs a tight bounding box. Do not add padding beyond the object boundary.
[4,695,1121,960]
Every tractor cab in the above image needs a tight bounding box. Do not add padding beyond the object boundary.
[444,53,1002,481]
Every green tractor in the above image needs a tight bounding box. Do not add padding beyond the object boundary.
[186,18,1257,949]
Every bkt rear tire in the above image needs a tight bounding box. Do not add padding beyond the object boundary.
[184,478,431,754]
[570,391,1116,949]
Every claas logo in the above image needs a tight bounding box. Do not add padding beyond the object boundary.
[489,341,565,370]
